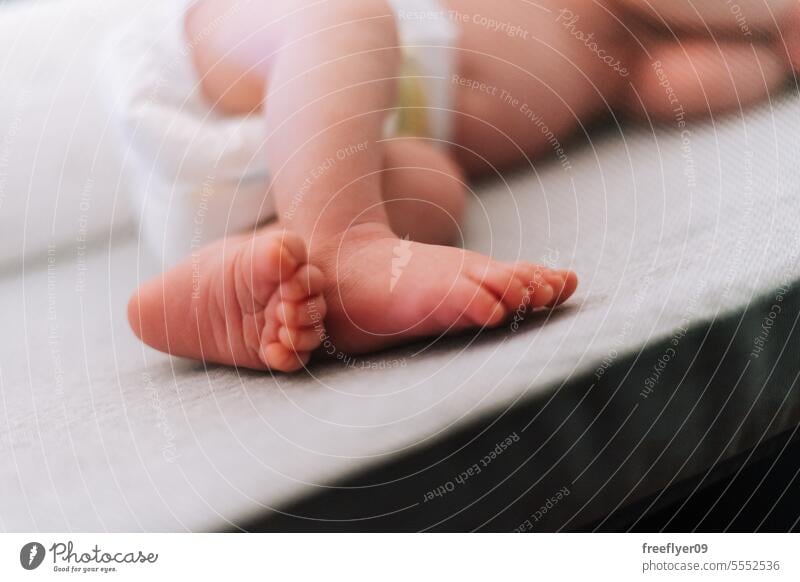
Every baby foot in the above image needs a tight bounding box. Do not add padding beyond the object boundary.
[312,224,577,355]
[129,230,327,372]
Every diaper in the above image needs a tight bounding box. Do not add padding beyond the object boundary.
[103,0,457,265]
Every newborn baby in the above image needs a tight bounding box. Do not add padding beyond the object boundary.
[119,0,800,371]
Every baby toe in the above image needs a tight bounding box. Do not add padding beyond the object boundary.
[279,326,323,352]
[552,270,579,306]
[279,231,309,266]
[448,280,507,327]
[530,282,555,309]
[513,262,548,286]
[465,261,527,311]
[253,231,301,282]
[277,294,327,328]
[261,342,310,373]
[512,263,555,308]
[233,231,299,308]
[280,264,325,302]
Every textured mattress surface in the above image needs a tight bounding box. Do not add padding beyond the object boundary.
[1,0,799,532]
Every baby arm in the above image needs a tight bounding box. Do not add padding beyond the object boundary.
[264,0,401,244]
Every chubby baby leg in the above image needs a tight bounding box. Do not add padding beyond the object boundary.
[214,0,576,355]
[129,230,326,372]
[619,0,799,120]
[381,139,467,246]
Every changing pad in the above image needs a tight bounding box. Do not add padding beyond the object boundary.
[1,0,799,531]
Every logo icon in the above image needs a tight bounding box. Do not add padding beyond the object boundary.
[20,542,46,570]
[390,235,413,292]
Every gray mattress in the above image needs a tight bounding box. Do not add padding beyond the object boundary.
[1,0,799,532]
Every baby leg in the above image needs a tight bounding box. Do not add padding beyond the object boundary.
[138,0,578,366]
[620,0,797,120]
[381,139,467,246]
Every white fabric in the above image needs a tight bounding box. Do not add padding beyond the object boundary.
[102,0,274,267]
[391,0,458,142]
[0,0,135,269]
[103,0,457,266]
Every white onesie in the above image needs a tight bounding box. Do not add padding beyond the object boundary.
[103,0,457,265]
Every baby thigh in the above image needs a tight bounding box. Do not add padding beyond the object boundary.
[186,0,321,114]
[445,0,630,173]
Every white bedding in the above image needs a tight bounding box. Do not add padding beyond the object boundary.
[0,0,134,269]
[1,0,799,531]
